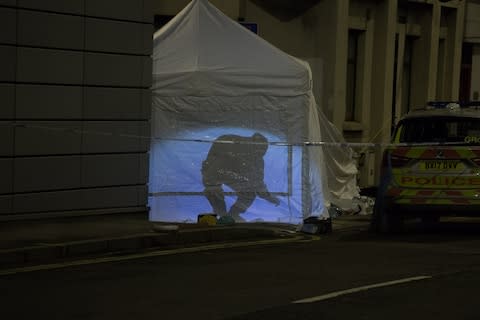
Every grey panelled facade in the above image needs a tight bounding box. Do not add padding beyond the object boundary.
[0,0,154,219]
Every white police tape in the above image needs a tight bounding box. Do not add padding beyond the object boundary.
[1,122,477,148]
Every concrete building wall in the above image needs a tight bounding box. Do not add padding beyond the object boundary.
[0,0,154,219]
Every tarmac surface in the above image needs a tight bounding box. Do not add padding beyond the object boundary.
[0,212,370,270]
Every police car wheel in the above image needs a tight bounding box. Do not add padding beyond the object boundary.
[421,216,440,229]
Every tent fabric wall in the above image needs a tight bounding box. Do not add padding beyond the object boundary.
[149,0,358,223]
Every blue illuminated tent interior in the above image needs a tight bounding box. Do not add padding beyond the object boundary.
[149,0,358,224]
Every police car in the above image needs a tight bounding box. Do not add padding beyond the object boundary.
[372,101,480,233]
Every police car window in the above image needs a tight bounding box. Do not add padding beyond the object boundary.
[399,117,480,143]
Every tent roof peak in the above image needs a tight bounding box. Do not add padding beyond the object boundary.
[152,0,311,97]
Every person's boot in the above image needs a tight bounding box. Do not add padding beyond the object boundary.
[230,214,245,222]
[228,206,246,222]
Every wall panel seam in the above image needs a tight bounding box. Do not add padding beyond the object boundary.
[0,5,152,25]
[0,43,150,57]
[2,184,147,196]
[11,4,18,206]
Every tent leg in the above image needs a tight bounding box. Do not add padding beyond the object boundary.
[288,145,293,196]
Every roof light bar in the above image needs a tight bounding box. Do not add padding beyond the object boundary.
[462,101,480,108]
[426,101,480,110]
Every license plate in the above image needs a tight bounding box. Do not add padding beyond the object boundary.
[420,160,463,170]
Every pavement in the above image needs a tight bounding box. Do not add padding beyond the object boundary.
[0,212,371,271]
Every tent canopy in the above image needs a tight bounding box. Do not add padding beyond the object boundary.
[152,0,311,97]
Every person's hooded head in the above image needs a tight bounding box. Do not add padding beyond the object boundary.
[252,133,268,155]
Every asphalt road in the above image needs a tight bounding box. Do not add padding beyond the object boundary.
[3,218,480,320]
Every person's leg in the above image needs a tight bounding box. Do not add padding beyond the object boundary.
[228,192,256,220]
[204,185,227,216]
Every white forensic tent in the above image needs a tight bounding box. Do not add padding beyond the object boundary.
[149,0,358,223]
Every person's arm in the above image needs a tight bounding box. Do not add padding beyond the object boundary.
[249,157,280,206]
[256,185,280,206]
[254,162,280,205]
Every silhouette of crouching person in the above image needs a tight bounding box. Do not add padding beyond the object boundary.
[202,133,280,221]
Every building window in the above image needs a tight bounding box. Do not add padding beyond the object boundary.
[459,43,473,102]
[436,39,446,100]
[346,30,361,121]
[401,36,414,115]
